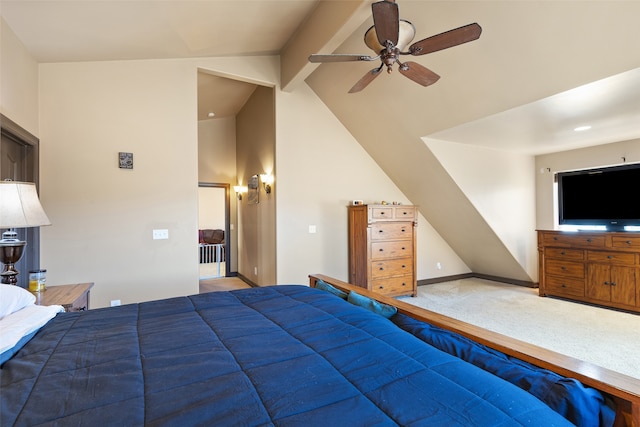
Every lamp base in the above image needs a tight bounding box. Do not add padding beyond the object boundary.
[0,240,26,285]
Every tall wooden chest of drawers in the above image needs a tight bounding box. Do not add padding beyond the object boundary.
[348,204,417,297]
[538,230,640,313]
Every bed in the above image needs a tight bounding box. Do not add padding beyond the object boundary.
[1,275,639,426]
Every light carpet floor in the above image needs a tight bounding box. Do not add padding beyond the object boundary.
[402,278,640,380]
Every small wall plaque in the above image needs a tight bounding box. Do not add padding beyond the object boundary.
[119,152,133,169]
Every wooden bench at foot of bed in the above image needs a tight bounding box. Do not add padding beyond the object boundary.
[309,274,640,427]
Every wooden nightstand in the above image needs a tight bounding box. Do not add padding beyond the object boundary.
[32,283,94,312]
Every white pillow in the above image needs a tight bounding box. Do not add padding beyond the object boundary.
[0,284,36,319]
[0,304,63,364]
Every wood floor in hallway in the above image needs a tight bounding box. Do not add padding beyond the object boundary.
[199,276,252,293]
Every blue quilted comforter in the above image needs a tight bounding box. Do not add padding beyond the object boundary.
[1,285,575,426]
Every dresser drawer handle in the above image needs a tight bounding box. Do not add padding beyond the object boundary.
[401,283,406,287]
[378,230,384,234]
[379,267,384,271]
[378,285,384,289]
[611,282,617,286]
[604,281,610,285]
[561,266,567,271]
[586,239,593,243]
[626,240,632,245]
[561,284,567,288]
[402,265,406,268]
[401,228,407,233]
[553,237,559,241]
[380,212,386,215]
[607,255,613,259]
[402,247,406,250]
[379,248,384,252]
[560,251,566,255]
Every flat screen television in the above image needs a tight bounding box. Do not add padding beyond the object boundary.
[557,163,640,231]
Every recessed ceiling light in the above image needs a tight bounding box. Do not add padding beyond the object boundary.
[574,125,591,132]
[208,112,215,118]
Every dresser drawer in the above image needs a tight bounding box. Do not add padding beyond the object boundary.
[542,233,606,249]
[371,258,413,279]
[391,206,416,220]
[545,248,584,261]
[371,275,414,295]
[612,235,640,249]
[545,259,585,278]
[369,205,416,221]
[371,241,413,260]
[587,251,636,265]
[545,275,585,297]
[370,223,413,241]
[370,206,394,220]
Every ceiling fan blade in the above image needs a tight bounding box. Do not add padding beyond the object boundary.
[372,1,399,47]
[408,23,482,56]
[309,54,378,63]
[398,62,440,87]
[349,67,383,93]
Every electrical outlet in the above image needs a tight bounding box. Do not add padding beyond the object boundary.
[110,300,121,307]
[254,267,258,275]
[436,262,442,270]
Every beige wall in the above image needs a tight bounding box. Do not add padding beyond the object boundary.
[3,24,467,306]
[1,18,39,136]
[198,117,236,183]
[426,139,538,280]
[274,83,469,285]
[236,85,277,285]
[535,138,640,231]
[38,59,200,307]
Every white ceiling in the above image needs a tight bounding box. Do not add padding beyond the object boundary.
[2,0,639,154]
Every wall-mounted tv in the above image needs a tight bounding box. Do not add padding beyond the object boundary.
[557,163,640,231]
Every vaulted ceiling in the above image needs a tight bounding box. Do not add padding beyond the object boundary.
[3,0,640,281]
[3,0,639,153]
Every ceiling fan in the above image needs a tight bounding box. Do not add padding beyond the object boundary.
[308,0,482,93]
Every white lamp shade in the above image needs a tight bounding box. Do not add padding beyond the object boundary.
[0,181,51,228]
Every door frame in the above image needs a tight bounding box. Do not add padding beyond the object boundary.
[198,182,232,277]
[1,114,41,288]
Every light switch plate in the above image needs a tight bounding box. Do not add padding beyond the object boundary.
[153,229,169,240]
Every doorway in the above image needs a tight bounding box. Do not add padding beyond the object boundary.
[1,114,40,288]
[198,183,231,279]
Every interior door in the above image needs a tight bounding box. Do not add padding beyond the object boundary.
[1,115,40,288]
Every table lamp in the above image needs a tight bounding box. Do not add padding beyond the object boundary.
[0,180,51,285]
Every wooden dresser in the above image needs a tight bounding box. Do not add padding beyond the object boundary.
[348,204,417,297]
[537,230,640,313]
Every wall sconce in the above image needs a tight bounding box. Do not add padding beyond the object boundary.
[260,174,274,194]
[234,185,247,200]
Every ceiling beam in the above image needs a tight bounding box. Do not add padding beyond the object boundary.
[280,0,371,92]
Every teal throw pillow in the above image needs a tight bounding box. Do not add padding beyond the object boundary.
[348,291,398,319]
[315,279,348,300]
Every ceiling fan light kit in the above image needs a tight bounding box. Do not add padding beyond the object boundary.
[309,0,482,93]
